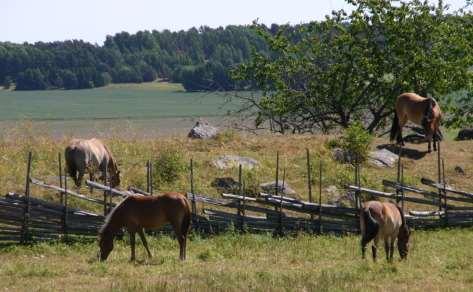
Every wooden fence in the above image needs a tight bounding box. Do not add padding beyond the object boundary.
[1,145,473,245]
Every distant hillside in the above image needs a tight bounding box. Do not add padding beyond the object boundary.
[0,25,290,91]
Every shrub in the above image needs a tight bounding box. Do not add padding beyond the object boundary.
[340,122,373,163]
[152,148,186,188]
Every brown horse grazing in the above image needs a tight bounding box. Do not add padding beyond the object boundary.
[360,201,410,262]
[390,92,442,153]
[65,138,120,188]
[98,193,191,262]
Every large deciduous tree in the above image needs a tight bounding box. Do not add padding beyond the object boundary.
[233,0,473,133]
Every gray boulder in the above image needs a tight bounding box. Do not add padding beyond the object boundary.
[212,155,259,170]
[368,149,399,168]
[188,120,218,139]
[260,181,296,196]
[456,129,473,141]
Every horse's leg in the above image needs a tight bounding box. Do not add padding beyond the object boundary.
[428,140,432,153]
[384,238,390,262]
[129,231,136,262]
[170,218,186,261]
[77,170,85,188]
[361,236,371,259]
[138,228,152,258]
[390,237,395,262]
[372,238,378,262]
[89,172,95,193]
[398,115,407,146]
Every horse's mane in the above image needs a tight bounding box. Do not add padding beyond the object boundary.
[99,196,129,235]
[102,143,118,171]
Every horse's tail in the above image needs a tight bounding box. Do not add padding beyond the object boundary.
[181,198,192,236]
[361,208,379,242]
[390,111,400,142]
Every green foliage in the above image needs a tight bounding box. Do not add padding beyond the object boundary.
[443,91,473,128]
[340,122,373,163]
[234,1,473,133]
[15,69,48,90]
[152,147,187,188]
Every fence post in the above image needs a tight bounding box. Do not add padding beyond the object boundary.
[190,159,197,227]
[437,141,442,212]
[108,165,113,214]
[442,158,448,226]
[318,160,323,234]
[237,164,244,232]
[396,145,403,203]
[58,153,64,205]
[149,160,153,195]
[146,160,150,194]
[63,164,68,239]
[306,149,314,223]
[401,163,405,214]
[21,152,32,244]
[103,165,108,216]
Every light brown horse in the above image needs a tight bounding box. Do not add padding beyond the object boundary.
[360,201,410,262]
[390,92,442,153]
[65,138,120,188]
[98,193,191,261]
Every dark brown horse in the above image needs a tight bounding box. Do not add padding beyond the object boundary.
[98,193,191,261]
[65,138,120,188]
[360,201,410,262]
[390,92,442,153]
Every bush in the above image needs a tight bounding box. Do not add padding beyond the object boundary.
[340,122,373,163]
[152,148,187,188]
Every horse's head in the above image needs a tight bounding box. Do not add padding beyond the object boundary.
[397,224,411,259]
[98,230,114,261]
[110,170,120,188]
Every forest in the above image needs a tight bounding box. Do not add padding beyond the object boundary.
[0,25,278,91]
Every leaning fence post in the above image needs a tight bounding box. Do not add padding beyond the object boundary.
[108,165,113,214]
[396,145,403,203]
[21,151,32,244]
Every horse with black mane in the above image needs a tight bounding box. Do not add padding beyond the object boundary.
[390,92,442,153]
[65,138,120,188]
[360,200,411,262]
[98,193,191,261]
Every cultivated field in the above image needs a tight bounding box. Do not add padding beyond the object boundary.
[0,82,240,137]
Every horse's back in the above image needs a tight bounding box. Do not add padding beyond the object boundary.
[362,201,402,237]
[124,193,190,229]
[396,93,428,124]
[66,138,110,167]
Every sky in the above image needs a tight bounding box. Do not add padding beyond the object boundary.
[2,0,470,45]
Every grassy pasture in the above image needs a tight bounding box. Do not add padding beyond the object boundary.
[0,229,472,291]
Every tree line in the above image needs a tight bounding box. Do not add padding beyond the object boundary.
[0,25,274,91]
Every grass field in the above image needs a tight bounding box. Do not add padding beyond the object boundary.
[1,228,473,291]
